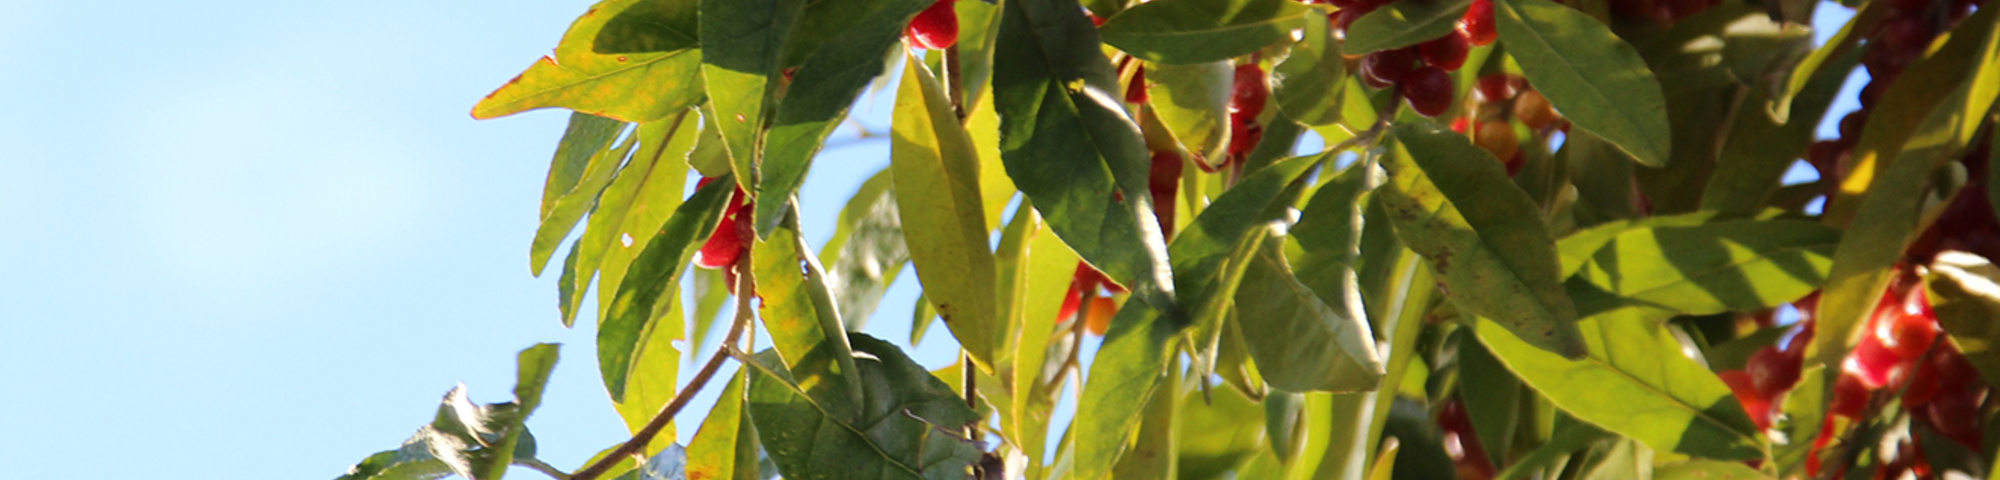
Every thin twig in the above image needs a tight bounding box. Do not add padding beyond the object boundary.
[515,457,571,480]
[946,44,967,121]
[1044,298,1092,393]
[569,260,759,480]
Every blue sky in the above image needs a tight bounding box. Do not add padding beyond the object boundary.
[0,1,1851,478]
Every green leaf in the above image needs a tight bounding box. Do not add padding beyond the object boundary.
[1272,16,1345,127]
[532,117,633,276]
[1773,365,1825,475]
[1770,0,1887,120]
[994,0,1181,321]
[568,112,699,326]
[611,278,684,440]
[1459,339,1522,465]
[1380,123,1586,357]
[1110,356,1181,479]
[600,179,730,401]
[1175,382,1266,480]
[752,0,933,237]
[687,371,761,480]
[751,205,863,401]
[891,56,1002,370]
[1493,0,1670,167]
[1235,231,1385,392]
[1494,417,1612,480]
[1097,0,1310,64]
[1817,7,2000,370]
[1652,460,1771,480]
[337,344,561,480]
[1574,219,1838,316]
[1146,61,1234,163]
[1343,0,1471,54]
[1001,206,1080,474]
[956,0,1006,105]
[593,0,699,54]
[818,167,907,328]
[700,0,803,194]
[473,0,703,122]
[1475,307,1764,460]
[1700,53,1849,214]
[1172,155,1323,370]
[1556,211,1729,278]
[745,335,984,480]
[1074,302,1178,480]
[1927,252,2000,387]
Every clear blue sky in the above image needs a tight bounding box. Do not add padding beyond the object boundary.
[0,1,1850,478]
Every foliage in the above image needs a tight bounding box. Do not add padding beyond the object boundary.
[342,0,2000,478]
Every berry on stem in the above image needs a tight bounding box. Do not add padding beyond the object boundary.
[905,0,960,50]
[1402,66,1454,117]
[1461,0,1497,46]
[1420,30,1472,71]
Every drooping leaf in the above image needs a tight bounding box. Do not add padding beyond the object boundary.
[569,112,699,326]
[745,335,984,480]
[1096,0,1311,64]
[686,371,761,480]
[1235,231,1385,392]
[1146,61,1234,163]
[1172,155,1323,370]
[1574,219,1838,316]
[1817,7,2000,370]
[700,0,803,197]
[1493,0,1670,167]
[1343,0,1472,54]
[599,179,730,401]
[1002,206,1081,475]
[752,0,934,237]
[1379,123,1586,357]
[473,0,703,122]
[611,277,683,441]
[1110,356,1181,479]
[994,0,1181,321]
[818,167,907,328]
[1073,302,1179,480]
[751,205,863,400]
[533,118,635,276]
[891,55,1003,370]
[1476,306,1764,460]
[1271,16,1345,127]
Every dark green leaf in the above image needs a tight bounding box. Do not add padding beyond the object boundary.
[1234,231,1385,392]
[687,371,761,480]
[1700,53,1849,214]
[752,0,932,237]
[533,116,632,276]
[337,344,560,480]
[1494,417,1612,480]
[745,335,983,480]
[892,56,1003,370]
[1272,16,1345,127]
[1172,155,1322,370]
[1380,123,1586,357]
[1074,302,1178,480]
[600,179,729,400]
[700,0,801,195]
[593,0,699,54]
[994,0,1181,321]
[1475,306,1764,460]
[1097,0,1310,64]
[1575,219,1838,316]
[956,0,1005,104]
[1459,339,1521,465]
[1344,0,1471,54]
[1493,0,1670,167]
[1771,1,1887,120]
[474,0,704,122]
[1927,252,2000,387]
[1288,161,1372,336]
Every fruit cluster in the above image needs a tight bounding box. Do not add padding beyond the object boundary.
[1333,0,1494,117]
[1057,263,1124,335]
[1437,399,1497,480]
[1225,63,1272,167]
[1607,0,1723,26]
[1450,74,1561,176]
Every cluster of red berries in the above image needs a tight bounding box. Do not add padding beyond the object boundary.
[1224,63,1272,165]
[1606,0,1722,25]
[1437,399,1497,480]
[1056,263,1124,336]
[905,0,960,50]
[1447,74,1560,175]
[1330,0,1494,117]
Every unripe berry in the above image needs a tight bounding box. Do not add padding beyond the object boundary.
[1474,121,1519,163]
[1514,90,1558,131]
[1402,66,1454,117]
[1084,296,1117,335]
[905,0,960,50]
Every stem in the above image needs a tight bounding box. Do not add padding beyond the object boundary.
[569,260,759,480]
[516,457,570,480]
[1045,297,1092,392]
[946,44,967,121]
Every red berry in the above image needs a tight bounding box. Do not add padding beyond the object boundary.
[1402,66,1454,117]
[1719,370,1774,430]
[1360,48,1418,88]
[1880,17,1933,55]
[1057,286,1083,321]
[1504,152,1524,176]
[1230,64,1270,120]
[1829,372,1871,418]
[905,0,960,50]
[1420,30,1473,71]
[1475,74,1515,101]
[1875,286,1939,359]
[1461,0,1497,46]
[1921,384,1986,447]
[1891,0,1931,13]
[696,185,754,269]
[1747,346,1803,396]
[1148,150,1182,236]
[1228,122,1265,158]
[1845,327,1907,389]
[1126,66,1149,104]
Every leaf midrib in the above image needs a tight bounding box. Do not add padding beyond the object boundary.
[478,49,698,116]
[1496,0,1658,164]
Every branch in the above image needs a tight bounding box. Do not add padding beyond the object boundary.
[515,457,570,480]
[569,260,759,480]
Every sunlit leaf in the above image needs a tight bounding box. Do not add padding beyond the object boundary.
[1575,219,1838,316]
[473,0,703,122]
[1097,0,1310,64]
[533,116,634,276]
[745,335,984,480]
[599,179,729,401]
[1234,232,1384,392]
[1494,0,1670,167]
[1271,16,1345,127]
[687,371,760,480]
[1343,0,1471,54]
[569,112,698,326]
[1146,61,1233,163]
[892,55,1002,370]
